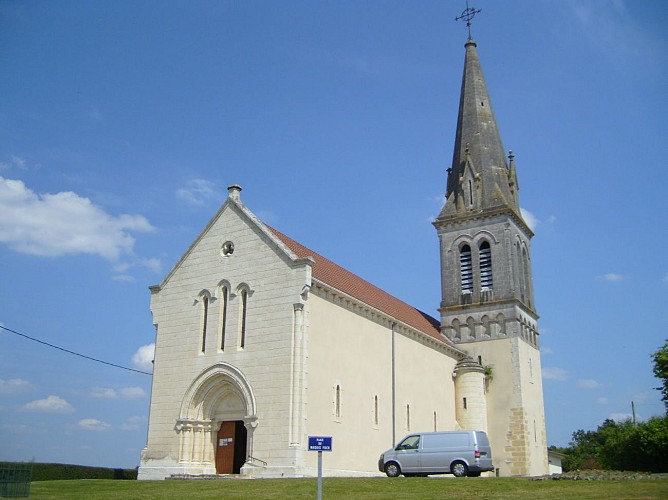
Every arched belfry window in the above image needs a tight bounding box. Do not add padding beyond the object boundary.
[460,245,473,293]
[479,241,493,290]
[522,247,531,308]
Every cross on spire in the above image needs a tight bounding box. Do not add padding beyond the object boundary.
[455,1,482,40]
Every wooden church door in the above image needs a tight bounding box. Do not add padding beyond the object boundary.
[216,420,248,474]
[216,421,236,474]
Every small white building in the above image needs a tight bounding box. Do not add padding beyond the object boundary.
[548,450,566,475]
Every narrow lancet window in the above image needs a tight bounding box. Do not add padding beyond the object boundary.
[374,395,379,426]
[201,295,209,353]
[479,241,493,290]
[460,245,473,293]
[406,404,411,431]
[335,385,341,418]
[239,289,248,349]
[468,179,474,206]
[220,286,228,350]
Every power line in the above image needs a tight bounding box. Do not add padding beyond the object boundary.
[0,324,152,376]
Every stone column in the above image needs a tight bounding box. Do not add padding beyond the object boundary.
[290,303,304,446]
[176,420,194,464]
[202,421,215,465]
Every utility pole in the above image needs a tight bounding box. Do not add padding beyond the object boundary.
[632,401,637,426]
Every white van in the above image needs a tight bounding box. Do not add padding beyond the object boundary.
[378,431,494,477]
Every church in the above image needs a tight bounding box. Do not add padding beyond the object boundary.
[138,32,549,479]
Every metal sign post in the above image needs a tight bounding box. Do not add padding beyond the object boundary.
[308,436,332,500]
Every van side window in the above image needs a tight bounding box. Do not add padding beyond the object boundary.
[397,435,420,450]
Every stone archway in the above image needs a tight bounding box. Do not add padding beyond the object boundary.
[175,362,258,472]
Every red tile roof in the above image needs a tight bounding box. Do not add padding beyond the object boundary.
[268,226,448,344]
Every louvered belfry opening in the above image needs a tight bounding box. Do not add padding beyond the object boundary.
[460,245,473,293]
[479,241,492,290]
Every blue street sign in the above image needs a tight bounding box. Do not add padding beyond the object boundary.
[308,436,332,451]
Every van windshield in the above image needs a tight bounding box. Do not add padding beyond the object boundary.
[396,435,420,450]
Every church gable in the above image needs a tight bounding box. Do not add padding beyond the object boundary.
[155,186,310,293]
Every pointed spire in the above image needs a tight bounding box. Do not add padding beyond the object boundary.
[441,39,519,217]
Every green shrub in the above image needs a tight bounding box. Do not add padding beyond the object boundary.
[0,462,137,481]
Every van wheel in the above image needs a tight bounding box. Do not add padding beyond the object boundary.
[385,462,401,477]
[451,461,468,477]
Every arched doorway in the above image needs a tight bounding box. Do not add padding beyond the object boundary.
[177,362,258,474]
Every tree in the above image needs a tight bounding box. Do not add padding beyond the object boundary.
[651,339,668,413]
[560,416,668,472]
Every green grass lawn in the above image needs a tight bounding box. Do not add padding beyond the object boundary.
[27,476,668,500]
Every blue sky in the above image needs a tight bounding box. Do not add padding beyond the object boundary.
[1,1,666,468]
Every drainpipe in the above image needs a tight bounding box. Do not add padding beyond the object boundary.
[391,322,396,446]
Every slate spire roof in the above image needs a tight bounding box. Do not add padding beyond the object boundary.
[439,39,520,219]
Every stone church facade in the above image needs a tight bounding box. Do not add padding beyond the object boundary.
[138,37,548,480]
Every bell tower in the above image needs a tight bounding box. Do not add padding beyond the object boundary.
[434,27,548,475]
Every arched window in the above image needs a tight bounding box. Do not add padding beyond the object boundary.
[479,241,493,290]
[200,295,209,353]
[239,289,248,349]
[522,247,531,308]
[335,385,341,419]
[406,404,411,431]
[451,318,461,340]
[460,245,473,293]
[220,286,228,350]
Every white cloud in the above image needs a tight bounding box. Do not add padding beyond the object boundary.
[112,274,135,282]
[1,423,30,433]
[578,379,602,389]
[132,343,155,372]
[631,391,656,403]
[90,387,117,399]
[176,178,218,205]
[542,367,568,381]
[119,387,146,399]
[0,378,34,394]
[597,397,609,405]
[569,0,653,70]
[0,177,155,260]
[111,257,163,282]
[520,208,538,231]
[120,415,146,431]
[609,412,633,423]
[23,395,74,414]
[601,273,624,282]
[540,346,553,355]
[662,272,668,283]
[78,418,111,431]
[0,155,27,171]
[140,257,162,274]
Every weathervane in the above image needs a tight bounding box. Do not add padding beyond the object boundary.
[455,1,482,40]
